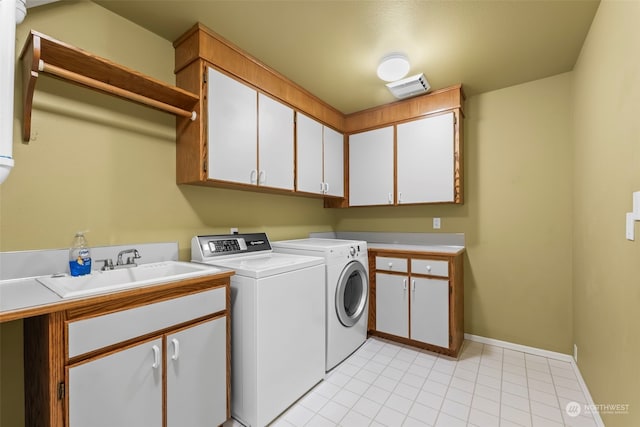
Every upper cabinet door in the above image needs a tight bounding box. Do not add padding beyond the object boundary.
[397,112,455,204]
[323,127,344,198]
[349,126,395,206]
[258,94,294,190]
[207,67,258,185]
[296,113,324,194]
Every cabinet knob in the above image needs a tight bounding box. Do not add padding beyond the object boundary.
[388,262,393,268]
[427,265,432,272]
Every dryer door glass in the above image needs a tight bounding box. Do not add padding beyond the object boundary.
[335,261,368,327]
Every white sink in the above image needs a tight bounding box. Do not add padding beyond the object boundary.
[37,261,225,299]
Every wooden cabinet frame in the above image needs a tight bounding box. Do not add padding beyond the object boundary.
[24,278,231,427]
[368,249,464,358]
[173,23,464,206]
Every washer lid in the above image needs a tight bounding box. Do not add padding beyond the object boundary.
[197,252,324,279]
[272,238,367,252]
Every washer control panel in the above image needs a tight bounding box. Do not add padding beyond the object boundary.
[192,233,272,261]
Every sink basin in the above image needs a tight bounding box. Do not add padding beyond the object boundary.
[37,261,225,299]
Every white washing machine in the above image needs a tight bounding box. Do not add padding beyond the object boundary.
[191,233,325,427]
[272,238,369,371]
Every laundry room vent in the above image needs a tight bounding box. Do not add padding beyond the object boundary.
[386,73,431,99]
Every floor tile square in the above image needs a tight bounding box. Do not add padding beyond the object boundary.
[305,414,336,427]
[440,398,470,421]
[352,396,382,418]
[338,409,371,427]
[385,393,413,414]
[408,401,438,426]
[363,385,391,404]
[394,382,420,400]
[331,388,361,409]
[374,405,406,426]
[468,407,500,427]
[317,400,349,424]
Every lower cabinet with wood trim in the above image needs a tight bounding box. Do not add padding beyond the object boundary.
[368,249,464,357]
[24,279,231,427]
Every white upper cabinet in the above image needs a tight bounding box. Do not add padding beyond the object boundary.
[349,126,395,206]
[322,126,344,197]
[296,113,324,194]
[258,93,294,190]
[296,113,345,197]
[397,112,455,204]
[207,68,294,190]
[207,67,257,185]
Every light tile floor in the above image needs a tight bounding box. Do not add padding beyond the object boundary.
[226,338,600,427]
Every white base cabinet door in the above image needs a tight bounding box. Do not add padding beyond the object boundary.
[375,273,408,338]
[68,338,163,427]
[167,317,227,427]
[410,278,450,348]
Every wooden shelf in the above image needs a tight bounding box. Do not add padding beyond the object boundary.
[19,30,199,142]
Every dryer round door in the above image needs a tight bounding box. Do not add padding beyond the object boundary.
[335,260,369,327]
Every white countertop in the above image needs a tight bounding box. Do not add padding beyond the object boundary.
[366,242,465,255]
[0,276,61,313]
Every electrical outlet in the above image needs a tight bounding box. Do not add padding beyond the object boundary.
[626,213,634,241]
[573,344,578,362]
[433,218,441,229]
[230,227,238,235]
[634,192,640,221]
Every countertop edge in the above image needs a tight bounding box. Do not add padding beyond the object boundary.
[0,270,234,324]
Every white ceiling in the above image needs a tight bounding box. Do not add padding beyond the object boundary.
[91,0,599,114]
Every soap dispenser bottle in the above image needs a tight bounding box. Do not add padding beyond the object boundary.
[69,232,92,276]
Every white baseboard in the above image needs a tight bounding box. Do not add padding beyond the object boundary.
[464,333,574,362]
[464,334,605,427]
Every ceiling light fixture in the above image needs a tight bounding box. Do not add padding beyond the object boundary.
[377,53,410,82]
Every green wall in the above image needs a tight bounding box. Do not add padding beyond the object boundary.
[572,1,640,426]
[0,3,336,425]
[335,73,575,354]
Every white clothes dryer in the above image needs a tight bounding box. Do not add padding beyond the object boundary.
[272,238,369,371]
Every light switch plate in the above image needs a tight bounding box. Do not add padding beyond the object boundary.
[633,192,640,221]
[626,213,634,241]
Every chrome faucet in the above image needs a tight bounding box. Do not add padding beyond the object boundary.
[116,248,141,267]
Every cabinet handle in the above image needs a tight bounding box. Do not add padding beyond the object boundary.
[324,182,330,194]
[171,338,180,361]
[388,193,393,204]
[250,169,258,184]
[398,192,402,204]
[258,170,265,185]
[412,280,416,292]
[388,262,393,268]
[403,278,407,291]
[151,345,160,369]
